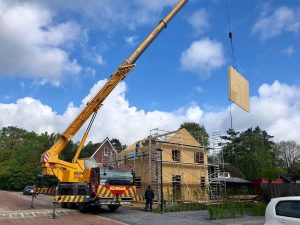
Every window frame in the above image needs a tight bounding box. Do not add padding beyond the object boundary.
[172,175,181,199]
[134,176,142,188]
[104,147,109,156]
[194,150,204,164]
[172,149,181,162]
[200,176,206,188]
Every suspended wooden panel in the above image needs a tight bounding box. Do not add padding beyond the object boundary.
[228,66,250,112]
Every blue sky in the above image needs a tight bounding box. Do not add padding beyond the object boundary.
[0,0,299,145]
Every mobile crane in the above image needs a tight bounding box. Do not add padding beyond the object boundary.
[40,0,188,211]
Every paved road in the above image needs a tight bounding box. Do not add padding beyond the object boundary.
[0,191,125,225]
[0,191,265,225]
[0,191,51,211]
[99,207,265,225]
[0,209,77,220]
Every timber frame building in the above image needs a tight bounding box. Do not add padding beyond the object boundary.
[118,128,209,202]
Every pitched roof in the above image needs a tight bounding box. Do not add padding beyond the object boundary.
[166,128,201,147]
[91,137,117,158]
[121,128,201,154]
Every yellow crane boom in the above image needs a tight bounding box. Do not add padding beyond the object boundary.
[41,0,188,182]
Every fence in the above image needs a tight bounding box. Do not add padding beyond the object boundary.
[261,184,300,202]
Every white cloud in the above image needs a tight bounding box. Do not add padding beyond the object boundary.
[0,80,299,145]
[202,81,300,144]
[27,0,178,31]
[84,67,96,77]
[0,1,81,85]
[283,45,295,56]
[188,9,209,34]
[89,54,106,65]
[194,86,204,93]
[253,6,300,40]
[180,38,225,77]
[124,35,139,46]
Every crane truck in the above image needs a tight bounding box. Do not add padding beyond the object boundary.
[40,0,188,212]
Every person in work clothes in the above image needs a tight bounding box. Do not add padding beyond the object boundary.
[144,185,154,211]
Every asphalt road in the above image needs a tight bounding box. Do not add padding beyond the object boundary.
[0,191,265,225]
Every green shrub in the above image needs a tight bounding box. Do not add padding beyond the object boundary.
[208,202,266,220]
[158,202,207,213]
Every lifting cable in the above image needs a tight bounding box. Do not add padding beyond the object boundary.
[225,0,239,130]
[226,0,238,70]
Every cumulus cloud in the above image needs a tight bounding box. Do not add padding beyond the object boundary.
[124,35,139,46]
[86,53,106,65]
[188,9,209,34]
[282,45,295,56]
[253,6,300,40]
[203,81,300,144]
[0,79,299,145]
[25,0,178,31]
[194,86,204,93]
[180,38,225,77]
[0,1,81,85]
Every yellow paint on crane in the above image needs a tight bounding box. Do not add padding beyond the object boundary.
[53,195,87,203]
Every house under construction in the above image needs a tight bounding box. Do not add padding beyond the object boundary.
[117,128,209,203]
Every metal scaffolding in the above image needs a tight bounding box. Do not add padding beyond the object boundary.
[208,131,226,201]
[119,128,210,204]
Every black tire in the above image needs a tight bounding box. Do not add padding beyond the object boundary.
[108,205,119,212]
[78,203,88,213]
[61,203,68,208]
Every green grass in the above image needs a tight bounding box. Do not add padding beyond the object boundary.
[208,202,266,220]
[153,202,207,213]
[243,202,266,216]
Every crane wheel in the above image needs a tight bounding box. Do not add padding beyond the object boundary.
[78,203,88,213]
[108,205,119,212]
[61,203,68,208]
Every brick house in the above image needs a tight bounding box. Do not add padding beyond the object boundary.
[91,137,117,166]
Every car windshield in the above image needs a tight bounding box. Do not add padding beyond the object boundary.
[26,186,34,189]
[100,168,133,185]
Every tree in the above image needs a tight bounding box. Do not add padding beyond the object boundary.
[221,126,281,180]
[110,138,123,153]
[180,122,209,146]
[221,129,240,165]
[0,127,58,190]
[81,141,101,158]
[59,141,79,162]
[275,140,300,168]
[288,161,300,181]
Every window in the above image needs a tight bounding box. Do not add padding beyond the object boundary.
[172,175,181,200]
[194,151,204,163]
[134,176,141,188]
[99,168,133,185]
[104,147,109,156]
[172,149,181,161]
[276,200,300,218]
[200,176,206,188]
